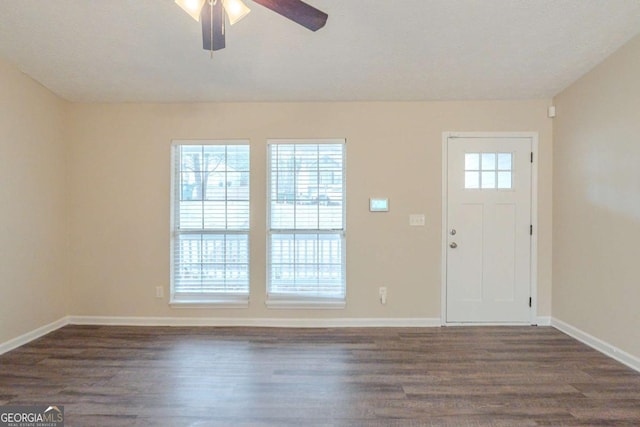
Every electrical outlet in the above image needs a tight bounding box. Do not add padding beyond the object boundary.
[409,214,425,226]
[155,286,164,299]
[379,286,387,305]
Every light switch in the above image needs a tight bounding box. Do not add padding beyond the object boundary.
[409,214,425,226]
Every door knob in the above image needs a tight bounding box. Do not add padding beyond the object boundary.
[450,242,458,249]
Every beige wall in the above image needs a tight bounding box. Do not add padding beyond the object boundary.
[66,100,553,320]
[0,60,68,343]
[553,34,640,358]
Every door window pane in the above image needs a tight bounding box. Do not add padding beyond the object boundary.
[465,153,480,170]
[481,171,496,189]
[481,153,496,170]
[498,153,512,170]
[498,171,512,189]
[465,171,480,189]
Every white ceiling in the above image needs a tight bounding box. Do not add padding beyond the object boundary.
[1,0,639,103]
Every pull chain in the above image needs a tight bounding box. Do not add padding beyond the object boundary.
[210,0,214,58]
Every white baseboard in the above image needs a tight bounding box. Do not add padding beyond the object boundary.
[552,317,640,373]
[536,316,551,326]
[0,316,70,355]
[68,316,441,328]
[441,317,551,327]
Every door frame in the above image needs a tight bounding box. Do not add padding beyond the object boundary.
[441,132,539,326]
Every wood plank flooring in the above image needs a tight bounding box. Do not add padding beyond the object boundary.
[1,325,639,426]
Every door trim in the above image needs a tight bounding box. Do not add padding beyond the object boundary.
[441,132,539,326]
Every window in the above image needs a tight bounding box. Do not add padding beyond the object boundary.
[171,141,250,306]
[267,140,346,308]
[465,152,513,189]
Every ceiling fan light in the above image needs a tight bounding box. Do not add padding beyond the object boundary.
[222,0,251,25]
[175,0,206,22]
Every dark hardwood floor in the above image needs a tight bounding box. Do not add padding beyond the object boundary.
[1,325,639,426]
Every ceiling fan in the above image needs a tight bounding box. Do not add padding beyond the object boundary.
[175,0,328,52]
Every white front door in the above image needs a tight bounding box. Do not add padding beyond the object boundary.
[445,135,533,323]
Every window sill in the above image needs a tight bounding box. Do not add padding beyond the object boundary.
[170,297,249,309]
[265,298,346,310]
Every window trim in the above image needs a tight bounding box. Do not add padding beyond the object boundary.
[170,139,250,307]
[266,139,347,309]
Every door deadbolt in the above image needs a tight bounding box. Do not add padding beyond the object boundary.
[450,229,457,235]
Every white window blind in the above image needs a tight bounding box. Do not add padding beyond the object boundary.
[267,140,346,304]
[171,142,250,304]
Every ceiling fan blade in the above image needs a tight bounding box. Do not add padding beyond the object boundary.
[201,0,226,51]
[251,0,328,31]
